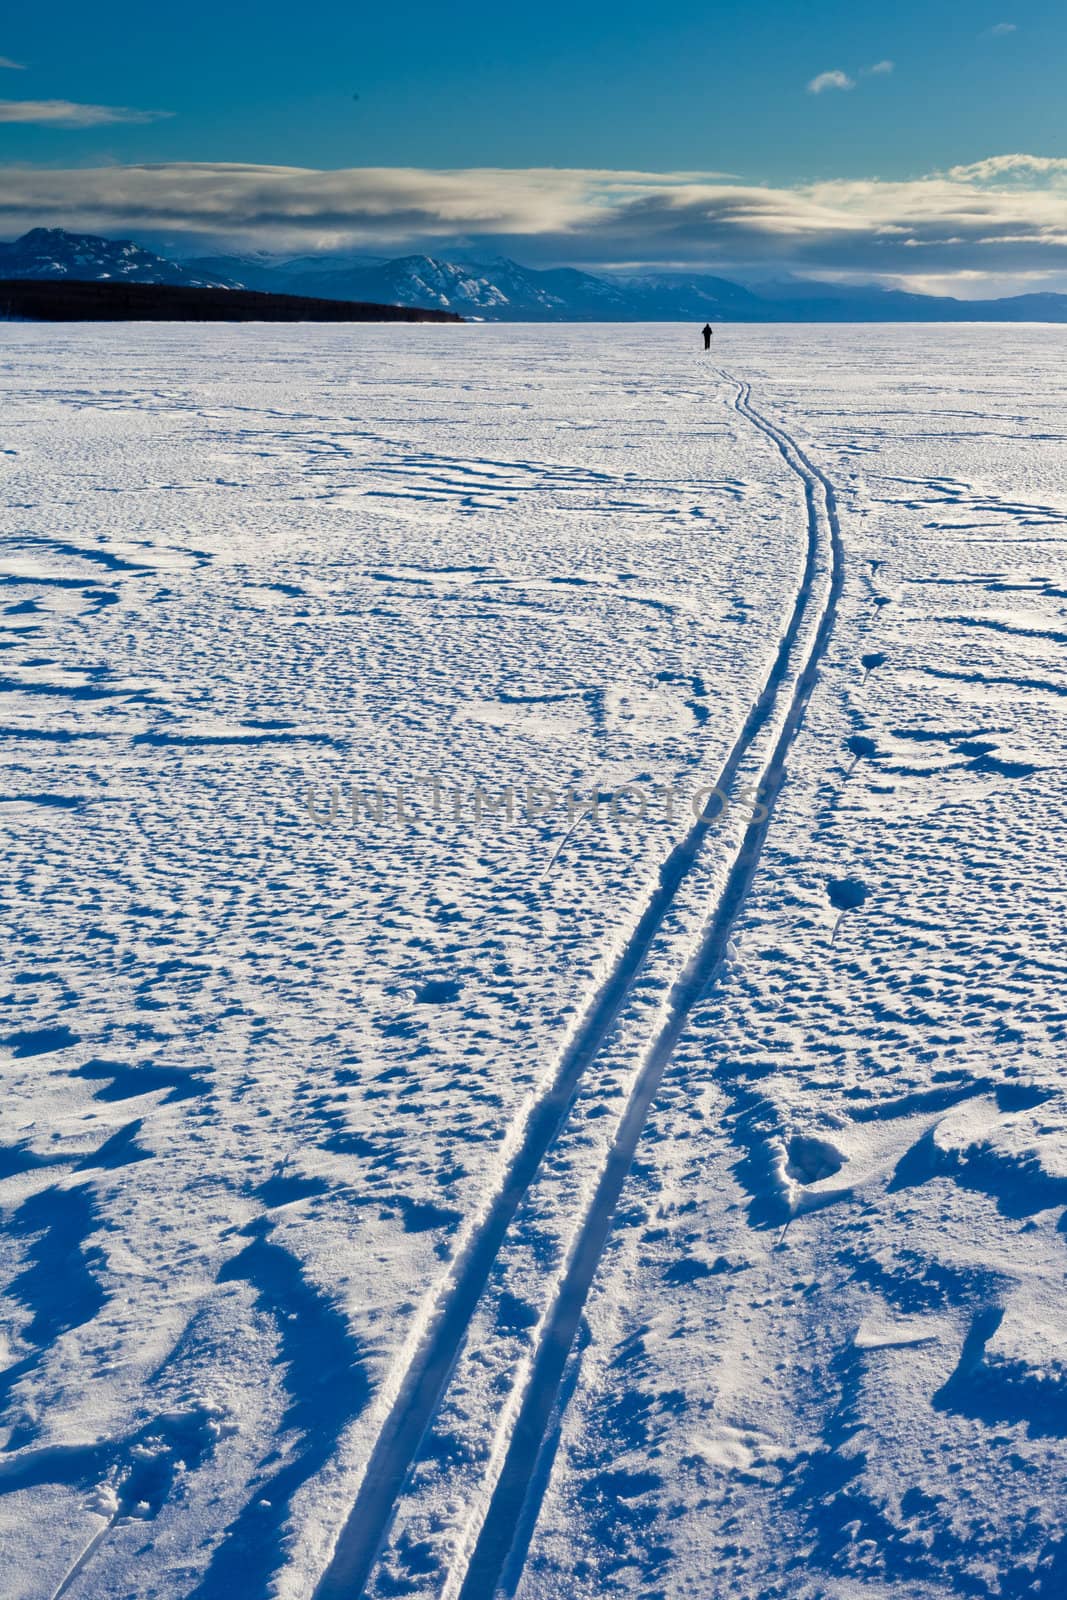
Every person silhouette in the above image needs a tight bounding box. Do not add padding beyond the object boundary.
[702,323,713,350]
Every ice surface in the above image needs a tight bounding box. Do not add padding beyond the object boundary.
[0,323,1064,1599]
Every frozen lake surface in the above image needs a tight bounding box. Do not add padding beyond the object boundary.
[1,323,1065,1599]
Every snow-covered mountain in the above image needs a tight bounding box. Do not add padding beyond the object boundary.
[295,256,526,315]
[0,235,811,317]
[6,229,1067,321]
[0,228,235,288]
[180,251,293,292]
[278,255,603,318]
[279,257,769,320]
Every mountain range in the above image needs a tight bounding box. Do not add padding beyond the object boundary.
[4,228,1067,323]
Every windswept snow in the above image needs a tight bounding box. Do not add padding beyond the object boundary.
[0,323,1064,1600]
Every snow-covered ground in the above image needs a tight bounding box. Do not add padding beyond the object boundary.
[0,323,1063,1599]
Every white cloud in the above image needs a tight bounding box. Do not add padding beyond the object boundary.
[807,62,891,94]
[0,99,173,127]
[807,70,855,94]
[0,164,741,247]
[1,157,1067,293]
[947,154,1067,182]
[983,22,1017,37]
[0,56,25,70]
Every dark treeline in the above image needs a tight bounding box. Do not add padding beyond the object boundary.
[0,278,464,324]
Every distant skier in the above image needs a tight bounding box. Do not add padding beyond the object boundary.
[702,323,713,350]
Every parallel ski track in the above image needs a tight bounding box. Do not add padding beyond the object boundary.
[455,373,845,1598]
[314,375,844,1600]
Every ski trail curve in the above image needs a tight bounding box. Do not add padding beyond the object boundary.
[454,373,845,1600]
[313,375,842,1600]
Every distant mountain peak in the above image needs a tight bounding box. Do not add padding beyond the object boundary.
[0,228,234,288]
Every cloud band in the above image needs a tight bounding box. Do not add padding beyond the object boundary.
[0,99,172,127]
[0,157,1066,290]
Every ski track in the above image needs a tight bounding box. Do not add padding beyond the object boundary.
[314,374,844,1600]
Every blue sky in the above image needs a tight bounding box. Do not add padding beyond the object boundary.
[2,1,1066,291]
